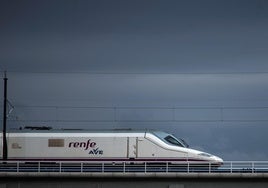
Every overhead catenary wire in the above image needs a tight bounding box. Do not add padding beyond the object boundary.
[2,105,268,123]
[1,71,268,124]
[5,70,268,75]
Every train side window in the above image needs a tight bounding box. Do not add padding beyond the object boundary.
[48,139,64,147]
[164,136,184,147]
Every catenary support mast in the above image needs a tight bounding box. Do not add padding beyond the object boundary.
[2,72,8,160]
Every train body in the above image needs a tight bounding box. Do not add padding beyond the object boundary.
[0,129,223,165]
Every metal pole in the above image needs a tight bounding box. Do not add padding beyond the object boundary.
[2,72,8,160]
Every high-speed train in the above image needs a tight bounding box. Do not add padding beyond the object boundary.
[0,128,223,166]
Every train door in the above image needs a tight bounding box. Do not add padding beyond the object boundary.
[127,137,137,159]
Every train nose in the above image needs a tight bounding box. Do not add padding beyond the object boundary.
[212,156,224,166]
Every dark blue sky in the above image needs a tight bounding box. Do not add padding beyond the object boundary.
[1,0,268,161]
[1,0,268,73]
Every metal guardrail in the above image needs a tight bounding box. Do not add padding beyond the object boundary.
[0,161,268,173]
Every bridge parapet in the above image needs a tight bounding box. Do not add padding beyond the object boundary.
[0,161,268,175]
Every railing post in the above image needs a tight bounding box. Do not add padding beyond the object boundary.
[144,162,147,173]
[102,162,104,173]
[38,162,40,172]
[166,162,168,173]
[252,162,254,173]
[81,162,83,173]
[209,162,211,173]
[17,162,19,172]
[123,162,125,173]
[230,162,232,173]
[187,162,190,173]
[59,162,62,173]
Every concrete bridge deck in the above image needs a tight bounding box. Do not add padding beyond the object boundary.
[1,172,268,188]
[1,171,268,178]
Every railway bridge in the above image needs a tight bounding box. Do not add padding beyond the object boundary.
[0,161,268,188]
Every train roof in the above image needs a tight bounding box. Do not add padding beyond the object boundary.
[8,127,159,134]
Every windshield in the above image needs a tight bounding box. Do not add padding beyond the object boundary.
[152,131,189,148]
[178,138,189,148]
[164,135,188,148]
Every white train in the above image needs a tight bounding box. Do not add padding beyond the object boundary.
[0,128,223,166]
